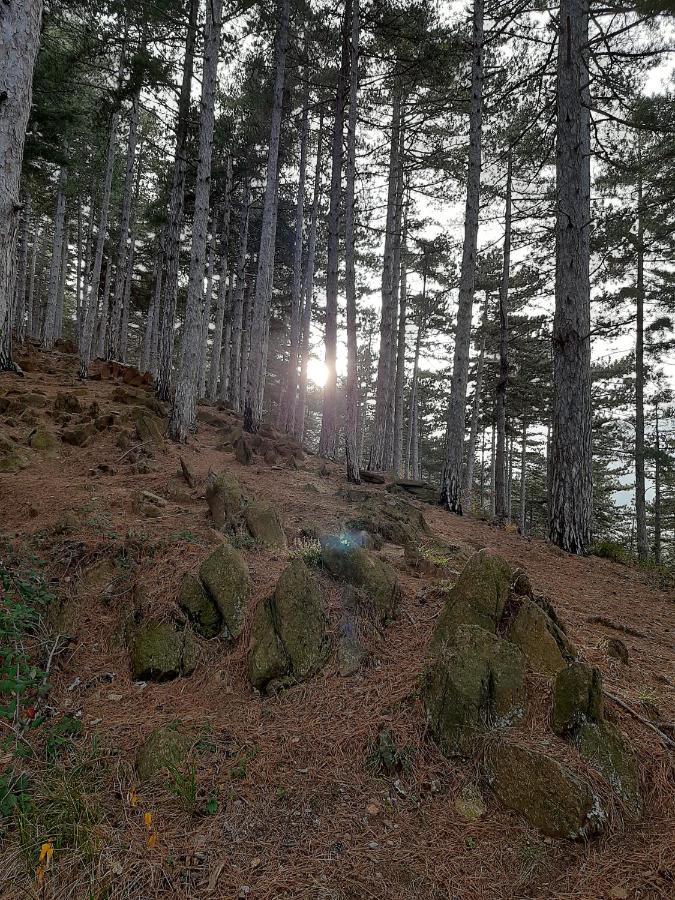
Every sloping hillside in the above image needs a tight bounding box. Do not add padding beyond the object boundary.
[1,345,673,900]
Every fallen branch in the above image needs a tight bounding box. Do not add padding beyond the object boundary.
[587,615,646,639]
[605,689,675,751]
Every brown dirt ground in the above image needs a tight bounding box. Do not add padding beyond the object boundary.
[1,346,673,900]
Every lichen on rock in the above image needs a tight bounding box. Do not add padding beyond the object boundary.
[205,470,245,528]
[487,741,604,839]
[199,543,251,639]
[505,598,575,676]
[551,662,604,735]
[320,534,399,626]
[130,623,198,681]
[575,721,641,820]
[248,559,330,693]
[423,624,526,757]
[178,574,223,639]
[245,500,287,548]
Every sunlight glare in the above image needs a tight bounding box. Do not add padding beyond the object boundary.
[307,357,328,388]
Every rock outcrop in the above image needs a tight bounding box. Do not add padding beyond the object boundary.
[320,535,399,626]
[245,501,287,548]
[136,726,193,782]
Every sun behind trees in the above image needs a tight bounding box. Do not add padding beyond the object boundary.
[1,0,674,561]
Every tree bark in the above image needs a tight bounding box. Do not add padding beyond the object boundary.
[244,0,289,432]
[55,216,69,340]
[495,147,512,523]
[26,219,41,342]
[208,155,232,400]
[156,0,198,401]
[440,0,484,511]
[550,0,593,554]
[96,243,112,359]
[169,0,224,441]
[344,0,360,484]
[142,257,161,374]
[384,121,405,470]
[279,82,310,432]
[370,88,401,470]
[198,215,218,397]
[218,268,234,402]
[0,0,43,372]
[319,1,351,457]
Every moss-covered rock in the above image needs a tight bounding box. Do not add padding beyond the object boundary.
[245,501,287,548]
[504,598,575,676]
[130,623,198,681]
[205,471,244,528]
[132,406,164,444]
[454,783,487,821]
[61,422,96,447]
[0,434,31,473]
[28,428,58,458]
[601,637,629,664]
[234,435,252,465]
[54,392,81,413]
[423,624,525,757]
[345,495,431,548]
[136,726,193,782]
[576,721,641,819]
[199,543,251,639]
[320,535,399,626]
[178,574,223,638]
[551,662,604,735]
[248,559,330,692]
[431,550,513,652]
[487,742,603,839]
[337,614,365,676]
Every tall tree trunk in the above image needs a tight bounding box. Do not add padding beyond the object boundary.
[43,164,68,349]
[440,0,484,511]
[208,155,232,400]
[370,89,401,470]
[319,2,351,457]
[240,266,256,413]
[26,220,41,342]
[406,267,426,479]
[393,188,409,476]
[13,197,30,342]
[519,417,527,534]
[229,183,250,410]
[169,0,224,441]
[198,216,218,397]
[463,292,488,507]
[293,113,324,440]
[654,402,661,564]
[80,108,119,377]
[0,0,43,372]
[489,417,496,518]
[635,156,648,561]
[218,268,234,402]
[550,0,593,554]
[495,147,512,523]
[55,216,69,339]
[244,0,289,432]
[279,82,310,432]
[344,0,360,484]
[96,243,112,359]
[75,196,83,336]
[384,124,405,469]
[156,0,198,401]
[142,258,161,374]
[78,183,95,345]
[109,90,140,360]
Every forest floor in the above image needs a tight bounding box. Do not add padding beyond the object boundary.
[0,344,673,900]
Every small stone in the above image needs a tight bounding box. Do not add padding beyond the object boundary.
[28,428,59,457]
[131,406,164,444]
[454,783,487,821]
[180,455,197,488]
[601,637,629,665]
[136,726,193,781]
[130,623,198,681]
[320,535,399,626]
[234,436,252,465]
[54,392,81,413]
[0,435,31,473]
[61,423,96,447]
[505,598,575,676]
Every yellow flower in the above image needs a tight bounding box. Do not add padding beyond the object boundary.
[147,832,158,850]
[127,790,139,808]
[143,812,153,830]
[39,842,54,866]
[36,865,45,885]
